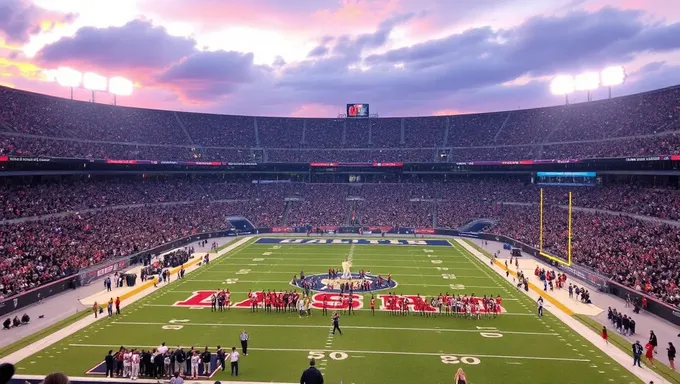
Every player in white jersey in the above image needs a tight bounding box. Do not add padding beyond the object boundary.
[190,351,200,378]
[130,350,140,379]
[123,349,132,377]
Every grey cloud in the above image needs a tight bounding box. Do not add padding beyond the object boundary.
[154,50,258,100]
[35,19,197,73]
[307,45,328,58]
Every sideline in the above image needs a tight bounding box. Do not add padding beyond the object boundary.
[454,238,670,384]
[3,237,253,365]
[65,343,591,363]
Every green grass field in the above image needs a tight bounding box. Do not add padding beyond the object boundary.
[15,238,643,384]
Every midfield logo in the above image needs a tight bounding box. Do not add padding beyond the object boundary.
[293,272,397,293]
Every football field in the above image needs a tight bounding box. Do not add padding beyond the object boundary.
[15,238,643,384]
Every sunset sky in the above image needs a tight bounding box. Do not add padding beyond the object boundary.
[1,0,680,117]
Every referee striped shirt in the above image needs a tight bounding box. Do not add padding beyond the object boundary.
[240,332,249,341]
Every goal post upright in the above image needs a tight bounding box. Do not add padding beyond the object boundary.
[538,188,573,266]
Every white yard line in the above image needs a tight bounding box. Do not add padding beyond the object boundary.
[66,343,591,363]
[109,321,556,336]
[3,237,254,365]
[454,238,671,384]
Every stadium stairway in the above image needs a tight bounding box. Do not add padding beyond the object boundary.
[458,219,495,233]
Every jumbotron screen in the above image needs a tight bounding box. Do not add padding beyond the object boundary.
[346,103,369,118]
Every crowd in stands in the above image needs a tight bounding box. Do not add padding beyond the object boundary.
[0,178,679,307]
[1,85,679,162]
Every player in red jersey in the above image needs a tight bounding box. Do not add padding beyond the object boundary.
[495,295,502,316]
[370,296,375,316]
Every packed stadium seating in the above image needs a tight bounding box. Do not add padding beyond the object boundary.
[1,178,679,307]
[1,84,679,162]
[1,84,680,308]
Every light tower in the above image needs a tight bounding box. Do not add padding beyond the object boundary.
[549,65,626,105]
[550,74,574,105]
[601,66,626,99]
[56,67,82,100]
[83,72,107,102]
[574,72,599,102]
[51,67,134,105]
[109,77,134,106]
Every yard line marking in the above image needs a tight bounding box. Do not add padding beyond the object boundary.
[397,283,499,288]
[211,263,476,270]
[111,321,557,335]
[67,344,591,363]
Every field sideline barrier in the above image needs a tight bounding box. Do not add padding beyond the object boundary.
[0,228,251,317]
[453,230,680,326]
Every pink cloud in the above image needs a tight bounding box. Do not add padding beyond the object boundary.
[289,103,340,118]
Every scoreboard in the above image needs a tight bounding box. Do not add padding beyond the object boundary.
[534,171,598,186]
[346,103,369,118]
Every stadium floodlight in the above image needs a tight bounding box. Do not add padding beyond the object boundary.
[56,67,82,99]
[109,76,133,105]
[83,72,108,103]
[574,72,599,91]
[83,72,107,91]
[574,72,599,101]
[601,66,626,99]
[550,75,574,105]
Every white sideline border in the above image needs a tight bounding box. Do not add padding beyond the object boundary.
[454,238,670,384]
[3,236,254,366]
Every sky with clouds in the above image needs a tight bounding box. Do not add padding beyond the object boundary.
[1,0,680,117]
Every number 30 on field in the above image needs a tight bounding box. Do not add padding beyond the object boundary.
[308,351,348,360]
[440,355,481,365]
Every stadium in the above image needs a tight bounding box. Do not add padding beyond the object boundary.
[2,3,680,384]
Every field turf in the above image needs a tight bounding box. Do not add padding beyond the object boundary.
[15,238,643,384]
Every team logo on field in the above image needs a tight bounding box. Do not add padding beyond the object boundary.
[292,273,397,293]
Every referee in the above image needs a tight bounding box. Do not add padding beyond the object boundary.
[332,312,342,335]
[239,330,249,355]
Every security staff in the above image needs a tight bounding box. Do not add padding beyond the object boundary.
[104,350,114,377]
[300,359,324,384]
[216,346,226,372]
[239,330,249,355]
[632,340,643,367]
